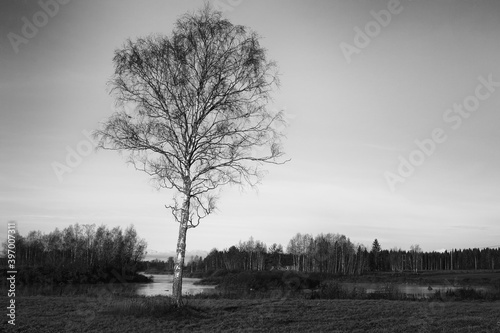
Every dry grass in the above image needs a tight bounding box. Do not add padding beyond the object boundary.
[3,295,500,332]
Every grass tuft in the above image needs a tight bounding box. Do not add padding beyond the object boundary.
[106,296,207,319]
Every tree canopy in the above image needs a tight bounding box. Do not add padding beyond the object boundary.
[94,5,287,305]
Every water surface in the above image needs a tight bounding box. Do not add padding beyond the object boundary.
[135,274,215,296]
[339,282,493,296]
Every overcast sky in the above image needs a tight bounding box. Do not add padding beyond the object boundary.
[1,0,500,255]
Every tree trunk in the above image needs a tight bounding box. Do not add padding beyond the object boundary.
[172,194,190,306]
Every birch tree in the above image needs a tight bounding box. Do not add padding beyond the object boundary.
[410,244,422,273]
[94,6,286,305]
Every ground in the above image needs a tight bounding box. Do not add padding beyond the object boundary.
[3,296,500,332]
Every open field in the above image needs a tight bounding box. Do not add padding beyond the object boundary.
[3,295,500,332]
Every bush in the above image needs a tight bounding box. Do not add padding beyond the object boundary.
[445,287,483,300]
[318,281,348,299]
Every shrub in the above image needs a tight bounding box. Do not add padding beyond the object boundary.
[318,280,348,299]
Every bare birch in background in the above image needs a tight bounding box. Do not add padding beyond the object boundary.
[94,5,287,306]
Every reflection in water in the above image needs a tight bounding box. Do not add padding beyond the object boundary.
[14,275,493,298]
[135,274,215,297]
[14,274,215,297]
[136,275,493,298]
[340,282,492,296]
[137,276,492,298]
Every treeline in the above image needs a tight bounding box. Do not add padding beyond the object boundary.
[144,258,175,274]
[375,247,500,272]
[196,234,368,275]
[180,234,500,275]
[1,223,149,284]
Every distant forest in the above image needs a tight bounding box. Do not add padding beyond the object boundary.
[3,226,500,285]
[1,223,148,284]
[148,233,500,275]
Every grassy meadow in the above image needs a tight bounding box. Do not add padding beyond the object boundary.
[3,270,500,332]
[3,295,500,332]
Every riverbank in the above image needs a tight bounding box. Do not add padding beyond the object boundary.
[5,295,500,332]
[0,265,153,285]
[189,269,500,302]
[335,269,500,286]
[195,269,500,287]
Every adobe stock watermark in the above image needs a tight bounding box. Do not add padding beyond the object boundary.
[51,130,97,183]
[51,101,138,183]
[64,268,133,331]
[384,74,500,192]
[340,0,411,64]
[213,0,244,12]
[7,0,71,54]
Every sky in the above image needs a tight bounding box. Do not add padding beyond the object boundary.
[1,0,500,256]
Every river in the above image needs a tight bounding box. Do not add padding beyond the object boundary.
[135,274,215,296]
[17,275,492,298]
[338,282,493,296]
[136,275,492,298]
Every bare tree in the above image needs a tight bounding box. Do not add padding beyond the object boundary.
[410,244,422,273]
[94,6,287,305]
